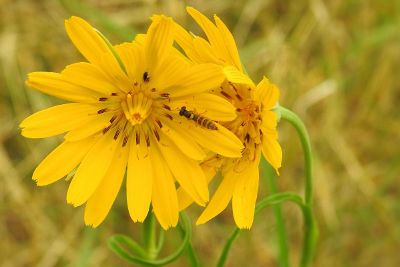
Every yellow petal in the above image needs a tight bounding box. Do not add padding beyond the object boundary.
[67,131,119,206]
[61,62,119,95]
[166,63,224,97]
[157,138,208,206]
[145,16,174,74]
[223,65,254,86]
[192,36,221,64]
[170,20,197,60]
[197,169,237,225]
[33,137,96,186]
[65,16,109,65]
[96,46,133,93]
[261,110,278,131]
[254,77,280,108]
[159,118,206,161]
[84,143,128,227]
[214,15,243,71]
[169,93,236,121]
[64,112,115,142]
[114,42,145,84]
[20,103,99,138]
[150,143,179,229]
[150,55,191,93]
[262,136,282,174]
[178,155,221,210]
[127,136,153,222]
[232,161,259,229]
[176,116,243,158]
[26,72,101,103]
[186,7,231,66]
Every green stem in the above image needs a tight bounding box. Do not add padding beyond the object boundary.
[264,159,290,267]
[279,106,317,267]
[216,228,240,267]
[143,213,157,260]
[177,215,200,267]
[279,107,313,206]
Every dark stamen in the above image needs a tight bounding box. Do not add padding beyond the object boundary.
[164,113,173,120]
[99,97,108,101]
[221,91,232,99]
[245,133,250,142]
[145,135,150,147]
[155,119,163,128]
[114,129,120,140]
[154,129,160,141]
[136,132,140,144]
[110,115,117,123]
[163,104,171,110]
[151,88,156,92]
[122,136,129,147]
[97,108,108,114]
[235,94,243,101]
[160,93,170,98]
[111,92,118,96]
[103,125,112,134]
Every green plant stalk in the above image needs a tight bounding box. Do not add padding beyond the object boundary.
[216,192,304,267]
[279,106,317,267]
[263,159,290,267]
[177,220,200,267]
[143,213,158,260]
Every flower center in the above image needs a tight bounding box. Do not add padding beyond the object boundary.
[121,92,153,125]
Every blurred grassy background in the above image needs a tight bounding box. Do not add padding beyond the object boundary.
[1,0,400,266]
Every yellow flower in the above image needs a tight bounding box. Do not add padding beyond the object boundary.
[20,16,243,229]
[173,7,282,228]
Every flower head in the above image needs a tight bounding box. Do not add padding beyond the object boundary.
[21,16,243,229]
[173,7,282,228]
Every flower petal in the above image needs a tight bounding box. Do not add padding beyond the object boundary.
[175,116,243,158]
[65,16,109,65]
[145,16,174,74]
[150,54,192,92]
[178,155,222,210]
[20,103,99,138]
[26,72,101,103]
[150,142,179,230]
[214,15,243,71]
[262,135,282,174]
[166,63,224,97]
[33,137,96,186]
[223,66,254,86]
[157,138,208,206]
[84,143,128,227]
[196,169,237,225]
[169,93,237,121]
[114,42,145,84]
[254,77,280,108]
[127,136,153,222]
[186,7,231,66]
[159,117,206,161]
[61,62,119,95]
[232,161,259,229]
[67,131,119,206]
[64,112,115,141]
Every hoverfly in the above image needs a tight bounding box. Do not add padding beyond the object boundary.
[179,106,218,130]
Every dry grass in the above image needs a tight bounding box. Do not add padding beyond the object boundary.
[1,0,399,266]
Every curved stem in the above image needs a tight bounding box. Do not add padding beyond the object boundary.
[279,107,313,206]
[143,213,157,260]
[264,160,290,267]
[279,106,317,267]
